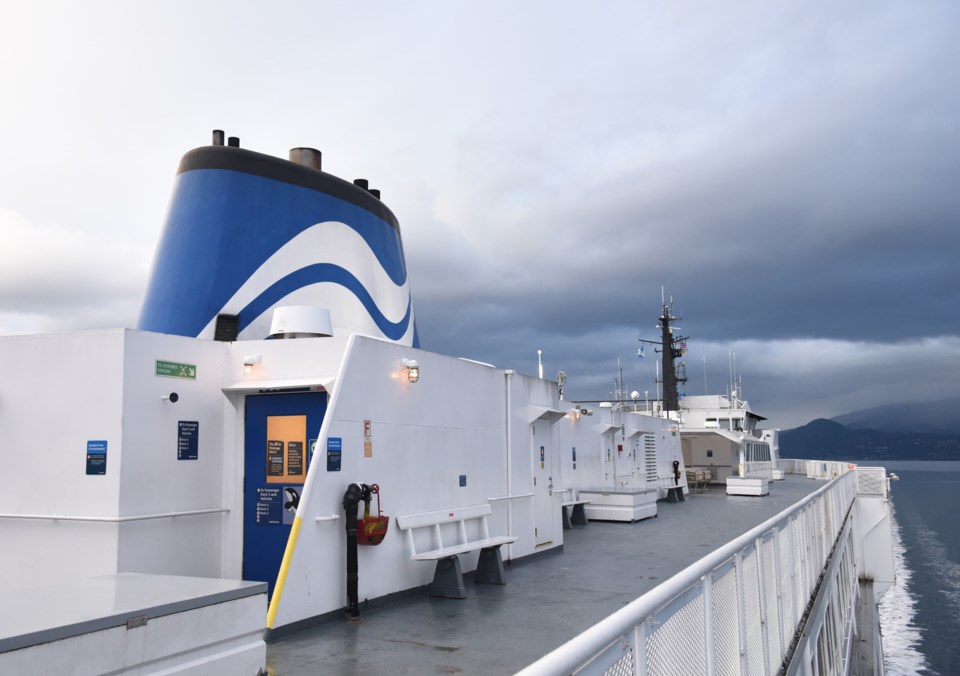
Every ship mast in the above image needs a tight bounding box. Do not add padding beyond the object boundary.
[640,294,688,412]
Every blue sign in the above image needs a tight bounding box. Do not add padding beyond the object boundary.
[86,440,107,475]
[177,421,199,460]
[326,437,342,472]
[255,487,282,525]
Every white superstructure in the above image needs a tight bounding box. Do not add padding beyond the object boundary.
[677,393,782,495]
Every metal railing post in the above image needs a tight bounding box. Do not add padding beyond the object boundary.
[755,539,770,675]
[773,527,785,665]
[636,618,649,676]
[703,573,716,675]
[735,550,748,675]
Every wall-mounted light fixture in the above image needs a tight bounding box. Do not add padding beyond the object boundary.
[401,358,420,383]
[243,355,261,375]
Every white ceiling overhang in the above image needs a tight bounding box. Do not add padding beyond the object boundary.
[222,375,336,393]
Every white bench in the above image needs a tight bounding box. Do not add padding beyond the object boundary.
[396,503,518,599]
[558,488,591,529]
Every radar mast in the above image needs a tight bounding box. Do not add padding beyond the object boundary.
[639,293,688,412]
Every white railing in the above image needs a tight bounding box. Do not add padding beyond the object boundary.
[743,460,773,477]
[517,471,859,676]
[0,508,229,522]
[778,459,858,479]
[786,519,858,676]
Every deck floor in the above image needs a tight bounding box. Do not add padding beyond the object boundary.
[266,475,822,675]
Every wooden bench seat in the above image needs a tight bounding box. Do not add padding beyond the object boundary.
[396,504,518,598]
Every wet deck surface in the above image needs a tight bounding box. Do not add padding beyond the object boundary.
[267,475,823,675]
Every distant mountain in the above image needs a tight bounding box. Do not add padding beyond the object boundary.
[780,418,960,461]
[831,397,960,435]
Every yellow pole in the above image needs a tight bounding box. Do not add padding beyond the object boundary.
[266,515,303,628]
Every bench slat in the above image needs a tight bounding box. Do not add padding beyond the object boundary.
[396,503,493,530]
[561,499,591,507]
[411,536,518,561]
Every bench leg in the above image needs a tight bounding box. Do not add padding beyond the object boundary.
[474,546,507,585]
[561,505,572,530]
[430,556,467,599]
[570,503,589,525]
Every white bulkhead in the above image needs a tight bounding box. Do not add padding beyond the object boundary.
[0,327,563,630]
[553,405,686,499]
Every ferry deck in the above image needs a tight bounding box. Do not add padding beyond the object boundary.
[266,474,824,674]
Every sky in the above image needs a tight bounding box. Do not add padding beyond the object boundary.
[1,1,958,428]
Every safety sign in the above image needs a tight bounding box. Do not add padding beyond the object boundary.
[86,440,107,475]
[178,421,198,460]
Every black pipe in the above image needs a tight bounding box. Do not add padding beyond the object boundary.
[342,483,367,618]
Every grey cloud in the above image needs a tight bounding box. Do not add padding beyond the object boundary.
[2,1,960,428]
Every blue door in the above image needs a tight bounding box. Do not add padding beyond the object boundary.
[243,392,327,595]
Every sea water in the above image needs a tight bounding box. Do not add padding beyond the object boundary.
[876,460,960,675]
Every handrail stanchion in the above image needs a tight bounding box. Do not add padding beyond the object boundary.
[703,571,716,675]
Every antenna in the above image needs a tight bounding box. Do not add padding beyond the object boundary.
[703,355,708,395]
[617,356,624,402]
[733,352,740,399]
[728,349,734,401]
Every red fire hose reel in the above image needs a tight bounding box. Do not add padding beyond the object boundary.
[357,483,389,546]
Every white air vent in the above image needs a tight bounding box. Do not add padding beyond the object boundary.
[269,306,333,339]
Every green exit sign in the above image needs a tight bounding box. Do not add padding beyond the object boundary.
[155,360,196,379]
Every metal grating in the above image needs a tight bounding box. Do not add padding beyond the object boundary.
[778,526,797,635]
[647,593,707,676]
[213,313,239,341]
[713,566,741,675]
[856,469,885,497]
[742,550,766,676]
[644,435,658,480]
[762,537,783,665]
[602,645,635,676]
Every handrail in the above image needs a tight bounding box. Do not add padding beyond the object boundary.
[314,514,341,523]
[0,508,229,523]
[488,493,534,501]
[517,472,856,675]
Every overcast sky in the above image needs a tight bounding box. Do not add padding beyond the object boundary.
[1,1,958,428]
